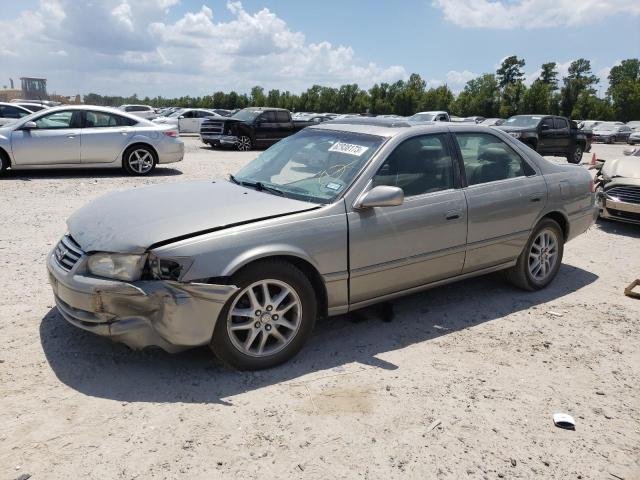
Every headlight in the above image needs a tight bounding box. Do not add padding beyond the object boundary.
[509,132,521,139]
[87,253,147,281]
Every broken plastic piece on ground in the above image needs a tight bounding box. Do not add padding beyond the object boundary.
[624,279,640,299]
[553,413,576,430]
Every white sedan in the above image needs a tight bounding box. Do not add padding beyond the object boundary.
[153,108,222,133]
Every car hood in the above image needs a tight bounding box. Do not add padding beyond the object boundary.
[602,157,640,180]
[67,180,320,254]
[593,129,616,134]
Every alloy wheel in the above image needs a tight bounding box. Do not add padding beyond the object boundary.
[128,149,154,174]
[237,136,252,151]
[528,228,559,281]
[226,279,302,357]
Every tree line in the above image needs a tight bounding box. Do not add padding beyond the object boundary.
[84,57,640,122]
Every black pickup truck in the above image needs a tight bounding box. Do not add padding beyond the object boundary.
[200,107,315,151]
[496,115,590,164]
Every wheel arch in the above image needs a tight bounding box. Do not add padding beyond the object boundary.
[223,250,328,318]
[540,211,569,241]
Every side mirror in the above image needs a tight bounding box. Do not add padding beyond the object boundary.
[178,115,185,119]
[540,124,550,131]
[21,121,37,130]
[355,186,404,209]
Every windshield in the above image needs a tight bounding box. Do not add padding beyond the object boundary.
[596,124,616,131]
[167,109,186,118]
[502,116,542,128]
[232,109,262,122]
[408,113,435,122]
[234,128,386,204]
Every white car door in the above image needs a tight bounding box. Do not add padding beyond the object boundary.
[10,110,82,165]
[178,110,198,133]
[80,110,135,164]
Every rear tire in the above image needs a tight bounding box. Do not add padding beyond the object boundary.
[0,149,8,173]
[567,145,583,164]
[123,145,156,176]
[210,260,317,370]
[506,218,564,291]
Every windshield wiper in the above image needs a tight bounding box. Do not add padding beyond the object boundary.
[230,176,286,196]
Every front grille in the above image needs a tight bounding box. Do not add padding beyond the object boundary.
[608,208,640,223]
[200,120,225,135]
[54,235,84,271]
[606,185,640,204]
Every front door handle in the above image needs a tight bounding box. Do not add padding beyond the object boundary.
[67,135,76,139]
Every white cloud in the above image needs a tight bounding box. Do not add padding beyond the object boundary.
[432,0,640,29]
[446,70,478,86]
[0,0,407,97]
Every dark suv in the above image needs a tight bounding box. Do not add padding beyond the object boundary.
[497,115,589,164]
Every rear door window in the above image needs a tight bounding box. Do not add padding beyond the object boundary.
[276,111,290,123]
[454,133,532,186]
[553,118,568,129]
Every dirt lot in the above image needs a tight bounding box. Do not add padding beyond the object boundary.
[1,138,639,480]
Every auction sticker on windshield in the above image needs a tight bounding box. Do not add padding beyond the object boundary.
[328,142,369,156]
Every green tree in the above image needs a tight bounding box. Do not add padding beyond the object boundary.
[496,55,526,89]
[539,62,559,89]
[607,59,640,122]
[453,74,501,118]
[560,58,598,117]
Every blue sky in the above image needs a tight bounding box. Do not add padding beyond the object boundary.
[1,0,639,97]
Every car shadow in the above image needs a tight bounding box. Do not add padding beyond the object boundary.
[1,167,183,180]
[40,264,597,405]
[594,217,640,238]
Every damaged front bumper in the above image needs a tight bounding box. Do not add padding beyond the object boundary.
[47,248,238,352]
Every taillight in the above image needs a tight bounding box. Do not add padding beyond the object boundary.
[163,130,178,138]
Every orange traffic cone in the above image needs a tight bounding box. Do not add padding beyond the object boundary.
[589,153,597,167]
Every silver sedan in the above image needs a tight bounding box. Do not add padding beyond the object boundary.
[0,106,184,175]
[47,120,597,369]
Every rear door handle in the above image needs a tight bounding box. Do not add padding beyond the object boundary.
[445,210,462,220]
[529,193,544,203]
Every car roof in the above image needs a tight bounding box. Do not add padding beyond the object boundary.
[241,107,289,112]
[28,105,150,123]
[312,118,496,138]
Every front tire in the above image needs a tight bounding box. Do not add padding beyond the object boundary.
[123,145,156,176]
[210,260,317,370]
[567,145,583,164]
[506,218,564,291]
[236,135,252,151]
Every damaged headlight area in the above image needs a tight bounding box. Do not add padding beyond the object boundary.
[87,253,147,281]
[147,254,194,281]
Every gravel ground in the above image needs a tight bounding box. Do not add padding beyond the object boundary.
[1,137,639,480]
